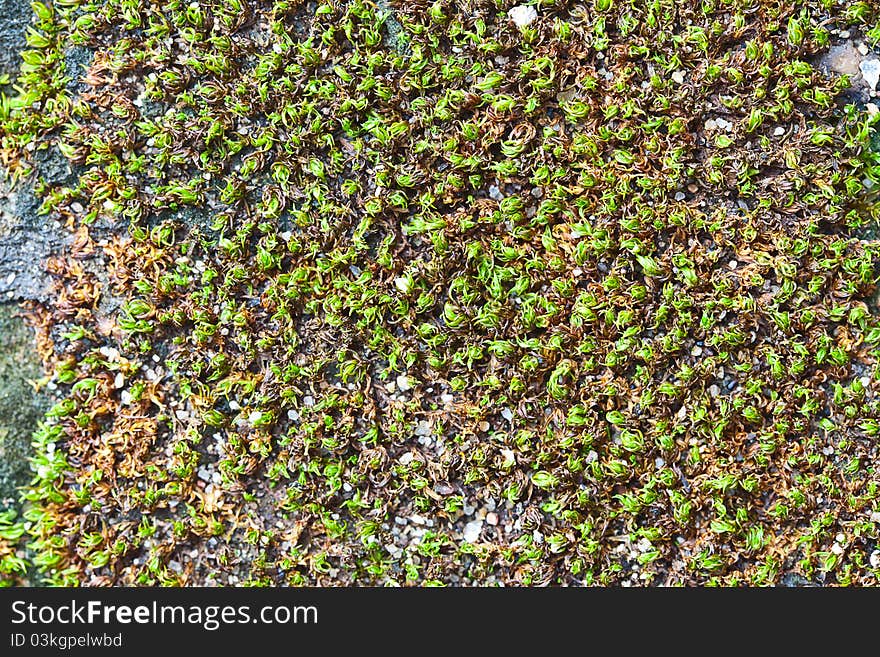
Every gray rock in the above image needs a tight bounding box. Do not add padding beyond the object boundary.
[0,172,69,302]
[0,305,50,509]
[0,0,30,80]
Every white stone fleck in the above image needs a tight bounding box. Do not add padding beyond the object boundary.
[463,520,483,543]
[861,58,880,90]
[774,126,785,136]
[396,374,412,392]
[508,4,537,28]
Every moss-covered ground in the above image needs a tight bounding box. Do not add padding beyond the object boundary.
[3,0,880,586]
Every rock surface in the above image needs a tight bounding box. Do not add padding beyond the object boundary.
[0,0,29,80]
[0,305,49,508]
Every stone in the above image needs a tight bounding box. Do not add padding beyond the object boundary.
[0,305,50,509]
[508,5,537,28]
[463,520,483,543]
[861,58,880,90]
[819,42,861,77]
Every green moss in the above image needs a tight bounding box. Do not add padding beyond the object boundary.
[3,0,880,587]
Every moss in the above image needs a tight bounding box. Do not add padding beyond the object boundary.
[3,0,880,587]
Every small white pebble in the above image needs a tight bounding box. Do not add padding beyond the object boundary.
[508,4,537,28]
[396,374,412,392]
[774,126,785,136]
[501,408,514,421]
[99,346,120,360]
[861,58,880,90]
[463,520,483,543]
[671,70,685,84]
[114,372,125,389]
[486,512,499,526]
